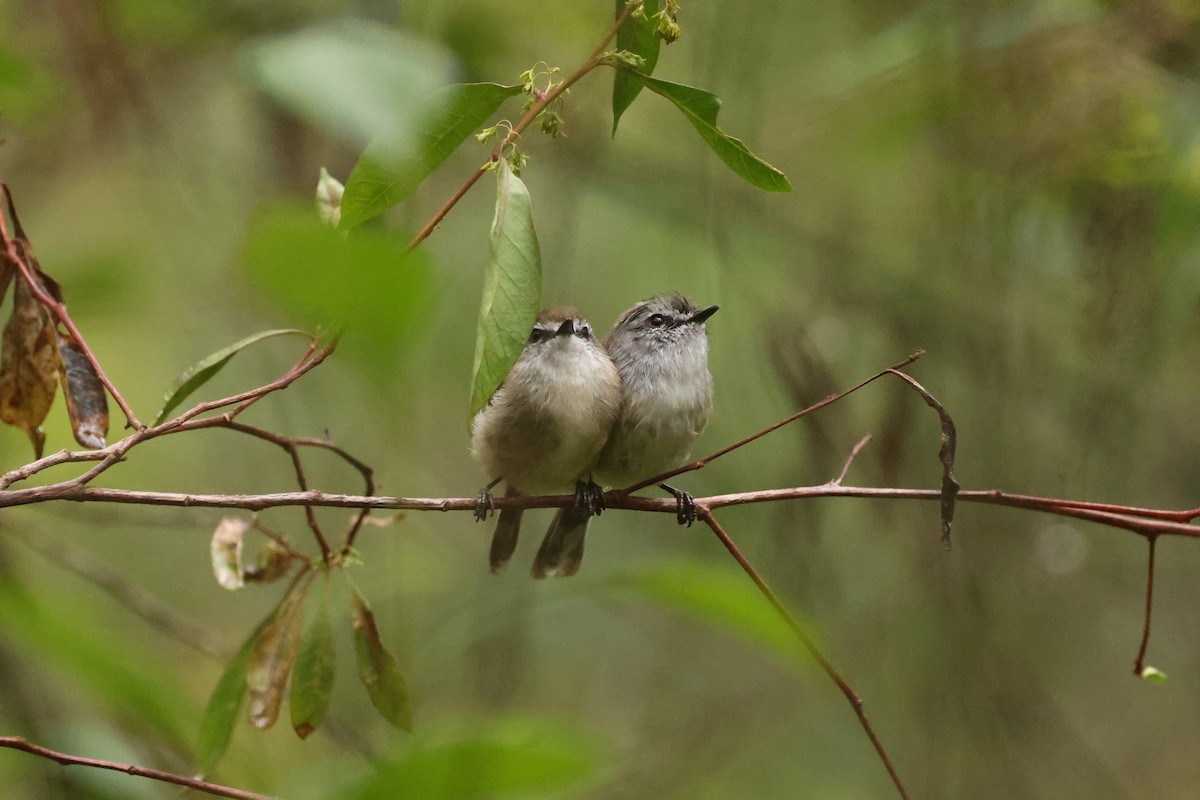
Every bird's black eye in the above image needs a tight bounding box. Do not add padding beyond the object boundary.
[529,328,550,343]
[575,323,591,338]
[648,313,667,329]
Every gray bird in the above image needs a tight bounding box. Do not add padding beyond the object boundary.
[532,292,718,577]
[472,307,621,574]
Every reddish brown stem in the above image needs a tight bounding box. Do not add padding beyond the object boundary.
[0,185,142,430]
[405,1,641,252]
[0,736,277,800]
[619,351,923,496]
[696,507,911,800]
[1133,535,1157,676]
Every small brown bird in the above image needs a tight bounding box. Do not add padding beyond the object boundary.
[471,307,621,575]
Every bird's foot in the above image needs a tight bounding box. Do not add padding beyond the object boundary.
[474,490,494,522]
[574,479,606,517]
[660,483,697,526]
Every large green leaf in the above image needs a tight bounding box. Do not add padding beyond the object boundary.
[468,159,541,419]
[340,83,524,230]
[290,576,336,739]
[612,560,815,671]
[344,718,606,800]
[351,587,412,731]
[243,204,433,369]
[617,69,792,192]
[243,20,451,154]
[154,329,312,425]
[611,0,661,135]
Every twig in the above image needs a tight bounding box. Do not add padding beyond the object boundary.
[0,737,278,800]
[1133,535,1157,676]
[0,344,334,491]
[0,184,142,430]
[619,351,924,496]
[695,507,911,800]
[833,434,873,486]
[217,420,333,563]
[405,1,641,252]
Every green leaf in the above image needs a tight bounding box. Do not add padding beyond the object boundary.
[344,718,606,800]
[616,69,792,192]
[154,329,312,425]
[243,20,451,154]
[351,587,412,731]
[245,572,316,731]
[196,595,288,772]
[290,576,336,739]
[341,82,524,230]
[242,204,433,370]
[468,159,542,419]
[612,560,815,671]
[611,1,661,135]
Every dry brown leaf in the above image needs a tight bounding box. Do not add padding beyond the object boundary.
[0,277,59,457]
[56,332,108,449]
[245,575,313,730]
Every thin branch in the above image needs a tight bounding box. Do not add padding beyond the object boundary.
[833,434,873,486]
[0,343,333,491]
[0,737,278,800]
[11,483,1200,545]
[216,420,333,563]
[405,0,640,252]
[618,351,924,496]
[0,184,142,430]
[695,507,910,800]
[1133,535,1157,676]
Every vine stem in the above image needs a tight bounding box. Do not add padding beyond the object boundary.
[0,737,278,800]
[697,507,911,800]
[405,1,641,252]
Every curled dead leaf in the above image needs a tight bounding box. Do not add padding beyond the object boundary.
[56,332,108,449]
[211,517,250,591]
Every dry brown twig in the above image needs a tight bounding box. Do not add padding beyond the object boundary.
[0,737,278,800]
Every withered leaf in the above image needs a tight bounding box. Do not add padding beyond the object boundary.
[0,277,59,457]
[211,517,249,591]
[244,540,294,584]
[245,572,314,730]
[56,332,108,449]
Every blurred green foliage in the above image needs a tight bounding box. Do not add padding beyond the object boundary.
[1,0,1200,798]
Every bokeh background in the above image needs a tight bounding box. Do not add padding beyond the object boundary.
[2,1,1200,797]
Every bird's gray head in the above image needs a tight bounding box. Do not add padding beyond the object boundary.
[604,292,718,363]
[528,306,597,342]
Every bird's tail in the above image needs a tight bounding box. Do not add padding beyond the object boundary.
[489,487,523,574]
[531,505,591,579]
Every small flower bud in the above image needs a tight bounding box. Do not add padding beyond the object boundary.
[314,167,344,227]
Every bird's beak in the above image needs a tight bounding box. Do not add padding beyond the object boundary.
[688,305,719,325]
[555,318,575,337]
